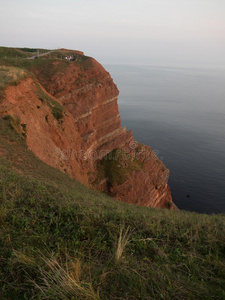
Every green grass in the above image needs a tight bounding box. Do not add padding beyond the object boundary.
[0,47,29,58]
[0,46,50,59]
[0,117,225,300]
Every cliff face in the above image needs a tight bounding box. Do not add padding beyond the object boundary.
[0,76,88,184]
[0,50,175,209]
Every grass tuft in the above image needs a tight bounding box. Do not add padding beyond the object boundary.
[115,226,131,262]
[28,253,100,300]
[0,66,27,90]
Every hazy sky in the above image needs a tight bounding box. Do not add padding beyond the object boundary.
[1,0,225,66]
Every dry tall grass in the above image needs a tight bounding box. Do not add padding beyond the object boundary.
[115,226,131,262]
[0,66,27,90]
[13,250,100,300]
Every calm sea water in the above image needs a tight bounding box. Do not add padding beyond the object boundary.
[104,64,225,214]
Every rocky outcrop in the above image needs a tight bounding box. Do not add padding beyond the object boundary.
[0,50,176,209]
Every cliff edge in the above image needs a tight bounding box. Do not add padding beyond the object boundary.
[0,48,175,209]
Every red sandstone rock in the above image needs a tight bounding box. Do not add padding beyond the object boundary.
[0,54,175,209]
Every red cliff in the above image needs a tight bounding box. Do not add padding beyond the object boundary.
[0,50,175,209]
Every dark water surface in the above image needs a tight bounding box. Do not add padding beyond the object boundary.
[104,64,225,214]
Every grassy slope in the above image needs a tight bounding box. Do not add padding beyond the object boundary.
[0,46,49,58]
[0,114,225,300]
[0,47,30,59]
[0,49,225,299]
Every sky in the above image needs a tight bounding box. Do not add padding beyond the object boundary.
[1,0,225,67]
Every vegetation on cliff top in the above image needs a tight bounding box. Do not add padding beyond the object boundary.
[0,116,225,300]
[0,47,32,59]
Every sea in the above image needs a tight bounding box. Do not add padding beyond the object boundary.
[104,64,225,214]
